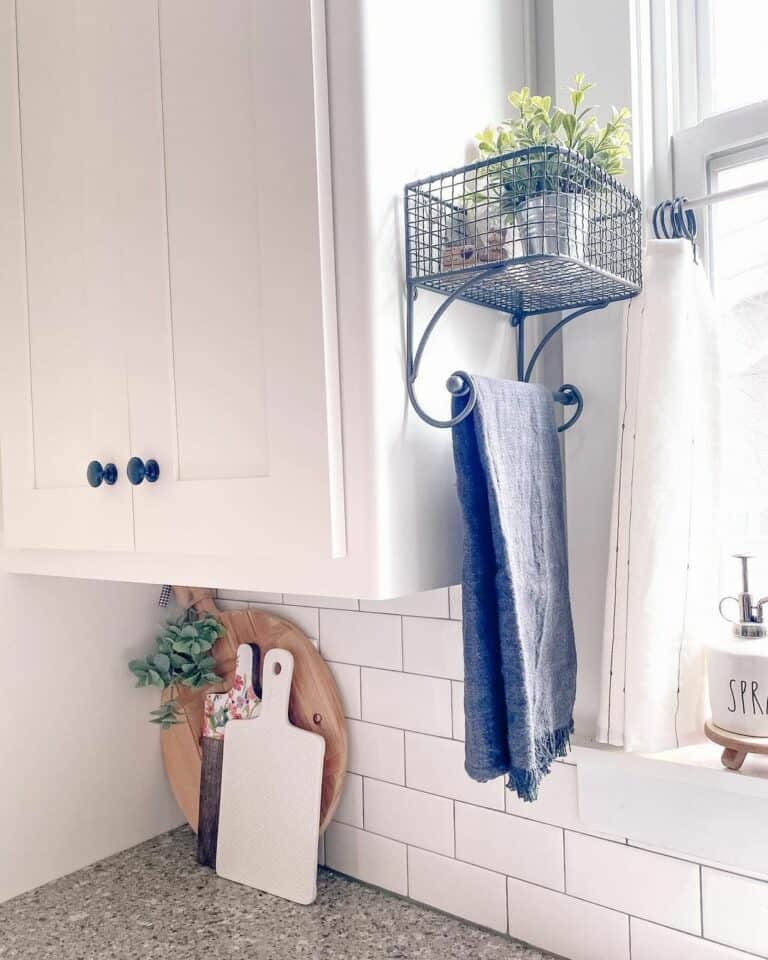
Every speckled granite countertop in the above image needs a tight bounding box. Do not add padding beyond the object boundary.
[0,827,557,960]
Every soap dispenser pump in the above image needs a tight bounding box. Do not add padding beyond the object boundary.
[707,555,768,736]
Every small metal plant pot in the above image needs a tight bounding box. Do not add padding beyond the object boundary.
[515,192,588,259]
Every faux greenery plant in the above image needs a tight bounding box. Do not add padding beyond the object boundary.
[129,613,226,729]
[467,74,631,211]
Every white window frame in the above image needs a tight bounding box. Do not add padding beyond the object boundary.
[668,0,768,273]
[674,100,768,272]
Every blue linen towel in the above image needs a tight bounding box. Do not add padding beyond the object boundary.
[452,376,576,801]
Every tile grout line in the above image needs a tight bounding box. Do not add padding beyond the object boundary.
[405,841,410,898]
[358,662,363,722]
[349,662,463,682]
[217,596,457,622]
[237,603,452,627]
[504,874,511,937]
[562,828,567,893]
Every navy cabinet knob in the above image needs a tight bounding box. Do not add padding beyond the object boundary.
[127,456,160,485]
[87,460,118,488]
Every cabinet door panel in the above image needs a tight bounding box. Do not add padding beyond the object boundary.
[130,0,344,559]
[157,1,269,484]
[0,1,164,549]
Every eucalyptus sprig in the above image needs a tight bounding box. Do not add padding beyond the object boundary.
[129,613,226,729]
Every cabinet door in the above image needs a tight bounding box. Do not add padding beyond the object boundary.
[129,0,345,560]
[0,1,164,550]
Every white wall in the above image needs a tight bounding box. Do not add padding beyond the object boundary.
[325,0,528,596]
[549,0,643,735]
[0,572,182,903]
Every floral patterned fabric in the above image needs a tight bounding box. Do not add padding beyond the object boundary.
[202,644,261,740]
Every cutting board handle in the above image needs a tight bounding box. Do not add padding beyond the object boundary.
[260,648,293,726]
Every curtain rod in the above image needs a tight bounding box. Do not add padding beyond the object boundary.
[650,180,768,242]
[684,178,768,210]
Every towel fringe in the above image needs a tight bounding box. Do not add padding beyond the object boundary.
[506,720,574,803]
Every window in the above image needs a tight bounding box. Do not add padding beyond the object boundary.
[700,0,768,116]
[671,1,768,560]
[709,146,768,307]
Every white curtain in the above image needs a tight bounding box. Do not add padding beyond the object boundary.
[597,239,721,752]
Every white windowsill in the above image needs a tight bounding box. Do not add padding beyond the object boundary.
[571,734,768,797]
[571,734,768,875]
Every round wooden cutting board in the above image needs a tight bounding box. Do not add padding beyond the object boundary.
[161,586,347,833]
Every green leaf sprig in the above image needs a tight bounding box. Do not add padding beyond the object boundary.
[468,74,631,212]
[129,613,226,729]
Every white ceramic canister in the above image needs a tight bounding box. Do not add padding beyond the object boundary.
[707,555,768,737]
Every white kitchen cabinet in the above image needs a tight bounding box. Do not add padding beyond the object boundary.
[0,0,520,597]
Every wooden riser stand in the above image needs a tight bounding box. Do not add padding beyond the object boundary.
[704,719,768,771]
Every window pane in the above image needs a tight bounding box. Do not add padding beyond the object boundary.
[710,154,768,547]
[710,1,768,114]
[710,154,768,307]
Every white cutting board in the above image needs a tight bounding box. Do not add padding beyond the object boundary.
[216,647,326,904]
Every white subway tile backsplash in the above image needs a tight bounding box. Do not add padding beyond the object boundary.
[455,802,564,891]
[346,719,405,784]
[236,582,763,959]
[363,779,454,856]
[361,669,452,737]
[324,823,407,895]
[507,877,630,960]
[325,660,361,719]
[405,732,505,810]
[402,617,463,680]
[319,609,402,669]
[360,589,450,618]
[408,848,508,933]
[451,682,464,740]
[703,868,768,957]
[631,918,758,960]
[216,589,283,603]
[332,773,363,828]
[283,593,358,610]
[448,584,462,620]
[565,832,701,934]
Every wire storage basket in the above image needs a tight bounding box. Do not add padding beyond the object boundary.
[405,145,642,315]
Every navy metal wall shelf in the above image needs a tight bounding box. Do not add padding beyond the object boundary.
[404,145,643,429]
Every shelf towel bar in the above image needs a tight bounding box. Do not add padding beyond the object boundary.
[404,145,643,431]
